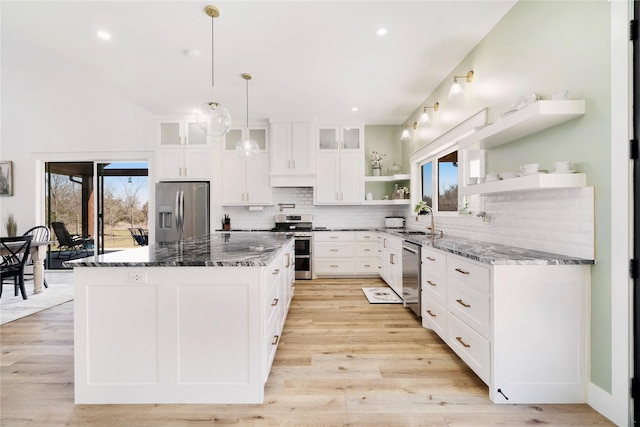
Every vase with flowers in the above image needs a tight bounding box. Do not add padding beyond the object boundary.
[370,151,386,176]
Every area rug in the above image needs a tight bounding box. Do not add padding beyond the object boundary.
[362,287,402,304]
[0,272,74,325]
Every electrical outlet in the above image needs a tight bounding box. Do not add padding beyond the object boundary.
[128,272,147,283]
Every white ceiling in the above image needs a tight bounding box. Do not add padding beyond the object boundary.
[1,1,516,125]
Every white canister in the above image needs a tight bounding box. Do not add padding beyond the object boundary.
[366,192,373,201]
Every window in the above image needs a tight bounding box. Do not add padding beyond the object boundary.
[420,149,458,212]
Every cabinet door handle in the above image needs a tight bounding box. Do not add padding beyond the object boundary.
[426,310,437,317]
[272,269,280,275]
[184,167,187,176]
[246,193,250,202]
[390,254,395,265]
[425,256,436,261]
[292,160,295,169]
[427,280,437,287]
[285,253,291,268]
[271,298,279,306]
[455,336,471,348]
[272,335,280,345]
[383,239,387,248]
[456,299,471,308]
[455,267,470,275]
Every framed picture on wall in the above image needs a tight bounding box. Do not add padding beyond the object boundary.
[0,161,13,196]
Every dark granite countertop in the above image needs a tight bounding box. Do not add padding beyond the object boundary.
[64,232,292,268]
[379,229,594,266]
[310,227,594,266]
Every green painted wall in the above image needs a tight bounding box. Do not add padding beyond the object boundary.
[405,1,612,391]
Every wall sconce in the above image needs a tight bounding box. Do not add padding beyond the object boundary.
[400,126,411,141]
[448,70,474,101]
[414,102,439,129]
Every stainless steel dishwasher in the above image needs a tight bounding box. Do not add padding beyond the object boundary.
[402,240,421,317]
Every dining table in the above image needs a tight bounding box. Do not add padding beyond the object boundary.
[1,240,53,294]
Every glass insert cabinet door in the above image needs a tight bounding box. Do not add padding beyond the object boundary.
[160,121,208,146]
[318,127,361,150]
[224,128,267,151]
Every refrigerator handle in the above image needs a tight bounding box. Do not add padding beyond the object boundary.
[179,190,185,233]
[174,190,181,231]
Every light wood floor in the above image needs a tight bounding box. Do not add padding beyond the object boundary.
[1,277,614,426]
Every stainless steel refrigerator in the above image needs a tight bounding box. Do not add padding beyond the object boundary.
[155,181,210,243]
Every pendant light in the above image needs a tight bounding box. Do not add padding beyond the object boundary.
[196,5,231,136]
[236,73,260,161]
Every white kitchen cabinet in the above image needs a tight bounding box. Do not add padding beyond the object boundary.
[313,231,379,277]
[224,127,268,152]
[313,231,356,276]
[317,125,362,151]
[73,240,294,404]
[156,147,213,180]
[221,152,273,205]
[355,231,379,276]
[420,244,589,404]
[315,151,364,204]
[269,122,314,186]
[157,120,213,180]
[159,120,208,147]
[379,234,402,296]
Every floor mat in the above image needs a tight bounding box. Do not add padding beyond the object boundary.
[362,287,403,304]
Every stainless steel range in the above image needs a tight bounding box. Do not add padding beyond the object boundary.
[272,214,312,280]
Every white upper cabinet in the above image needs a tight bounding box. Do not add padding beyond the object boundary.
[159,120,208,147]
[314,151,364,205]
[317,126,362,151]
[221,152,273,206]
[269,122,315,186]
[223,127,268,151]
[157,119,212,180]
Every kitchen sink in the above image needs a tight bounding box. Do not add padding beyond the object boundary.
[399,231,428,235]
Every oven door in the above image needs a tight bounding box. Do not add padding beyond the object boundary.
[294,235,312,279]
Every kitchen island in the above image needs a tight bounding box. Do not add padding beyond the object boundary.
[66,232,295,404]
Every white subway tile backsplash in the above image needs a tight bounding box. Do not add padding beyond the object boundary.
[222,186,594,260]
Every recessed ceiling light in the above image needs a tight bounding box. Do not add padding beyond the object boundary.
[97,30,111,41]
[352,107,359,112]
[376,28,387,36]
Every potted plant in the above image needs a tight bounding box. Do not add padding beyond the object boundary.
[414,201,431,215]
[369,151,386,176]
[4,213,17,237]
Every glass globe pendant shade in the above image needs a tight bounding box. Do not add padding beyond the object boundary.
[236,136,260,161]
[196,101,231,136]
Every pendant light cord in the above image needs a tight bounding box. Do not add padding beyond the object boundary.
[211,12,215,100]
[245,77,249,128]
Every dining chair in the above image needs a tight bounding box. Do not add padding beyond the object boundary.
[1,235,33,299]
[23,225,50,288]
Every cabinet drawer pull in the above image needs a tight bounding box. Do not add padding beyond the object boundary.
[329,236,339,239]
[272,269,280,275]
[425,256,436,261]
[426,310,437,317]
[455,336,471,348]
[456,299,471,308]
[427,280,437,287]
[271,298,279,307]
[330,264,339,268]
[364,249,371,252]
[329,249,338,252]
[364,264,371,267]
[363,236,370,239]
[272,335,280,345]
[455,267,470,275]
